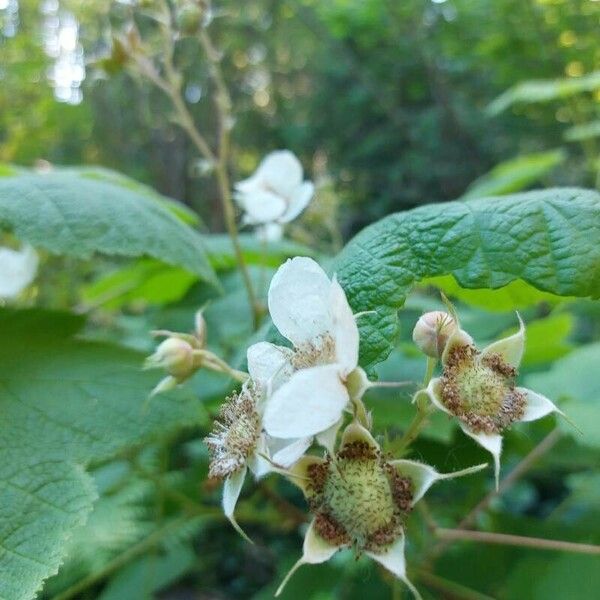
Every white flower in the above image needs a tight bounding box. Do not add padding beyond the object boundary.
[425,314,565,488]
[234,150,314,240]
[259,257,364,452]
[0,243,38,300]
[204,343,312,541]
[276,422,487,598]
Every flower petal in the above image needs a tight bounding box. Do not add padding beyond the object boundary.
[264,364,349,438]
[459,423,503,490]
[390,460,488,505]
[237,189,287,224]
[441,327,475,365]
[275,519,339,597]
[287,455,326,494]
[426,378,453,416]
[315,417,343,455]
[222,467,252,542]
[0,243,39,299]
[268,257,333,347]
[330,276,359,375]
[366,533,422,600]
[280,181,314,223]
[340,421,380,451]
[518,387,564,422]
[255,150,304,198]
[247,435,273,479]
[256,222,284,242]
[271,436,312,468]
[482,313,525,369]
[247,342,294,388]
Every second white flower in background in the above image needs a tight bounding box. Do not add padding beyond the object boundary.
[234,150,314,241]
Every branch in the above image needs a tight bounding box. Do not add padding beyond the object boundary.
[434,528,600,555]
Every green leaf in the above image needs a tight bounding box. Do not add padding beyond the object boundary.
[422,275,572,312]
[563,120,600,143]
[0,309,203,600]
[526,343,600,448]
[461,150,566,199]
[334,188,600,369]
[57,165,201,226]
[0,172,217,286]
[204,233,318,270]
[487,70,600,115]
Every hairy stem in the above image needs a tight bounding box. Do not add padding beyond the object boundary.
[416,569,496,600]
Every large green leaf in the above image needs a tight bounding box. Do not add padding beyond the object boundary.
[0,309,203,600]
[334,188,600,369]
[0,172,217,286]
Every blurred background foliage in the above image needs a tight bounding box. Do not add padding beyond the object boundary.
[1,1,600,599]
[2,0,600,232]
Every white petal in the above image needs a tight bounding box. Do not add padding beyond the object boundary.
[247,342,294,387]
[391,460,488,505]
[426,378,453,416]
[441,328,475,364]
[366,533,422,600]
[247,435,273,479]
[271,436,312,467]
[280,181,314,223]
[315,417,343,455]
[237,189,287,224]
[263,364,349,439]
[268,257,333,347]
[330,276,359,375]
[222,467,252,542]
[518,387,563,422]
[235,173,262,194]
[482,313,525,369]
[275,519,339,597]
[256,150,304,198]
[340,420,380,450]
[256,222,284,242]
[0,244,39,299]
[459,423,502,490]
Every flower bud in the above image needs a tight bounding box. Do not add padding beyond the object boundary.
[145,337,195,380]
[412,311,456,358]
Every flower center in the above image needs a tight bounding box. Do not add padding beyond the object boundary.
[440,345,526,434]
[306,441,412,554]
[205,386,261,479]
[292,334,336,370]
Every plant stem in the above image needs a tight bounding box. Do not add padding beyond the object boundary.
[434,528,600,555]
[390,357,437,454]
[427,428,561,559]
[135,4,262,328]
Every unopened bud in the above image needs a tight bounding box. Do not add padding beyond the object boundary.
[194,309,207,347]
[412,311,456,358]
[145,337,195,380]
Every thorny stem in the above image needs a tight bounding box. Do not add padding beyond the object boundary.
[134,3,262,328]
[433,528,600,555]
